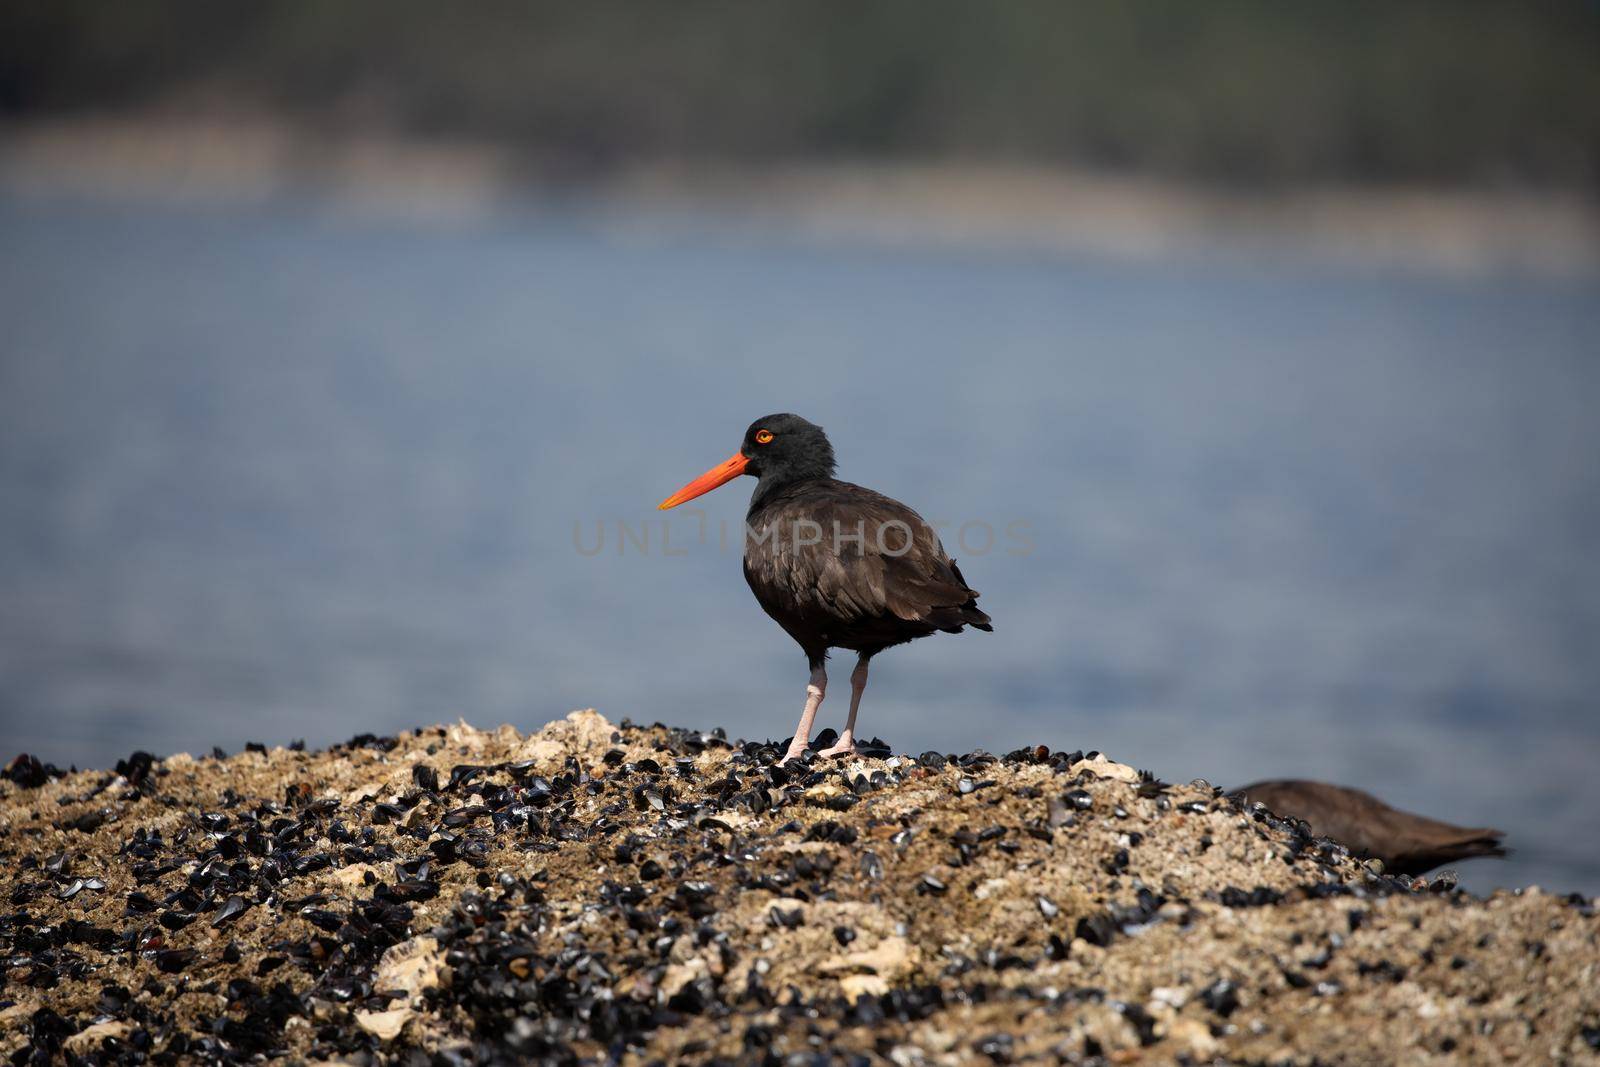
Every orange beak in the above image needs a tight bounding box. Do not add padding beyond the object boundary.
[658,451,749,510]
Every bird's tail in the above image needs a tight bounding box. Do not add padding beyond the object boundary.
[947,559,993,631]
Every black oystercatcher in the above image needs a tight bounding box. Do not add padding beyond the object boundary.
[1231,779,1506,876]
[659,414,992,763]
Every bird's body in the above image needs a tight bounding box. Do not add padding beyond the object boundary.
[743,477,991,664]
[660,414,991,761]
[1232,779,1505,876]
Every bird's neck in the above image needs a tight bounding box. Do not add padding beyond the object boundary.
[749,470,829,514]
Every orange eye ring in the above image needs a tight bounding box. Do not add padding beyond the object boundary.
[754,429,774,444]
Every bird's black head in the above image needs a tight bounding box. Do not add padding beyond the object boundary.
[658,413,836,511]
[739,413,836,487]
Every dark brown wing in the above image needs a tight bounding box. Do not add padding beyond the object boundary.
[743,479,991,657]
[1233,780,1505,876]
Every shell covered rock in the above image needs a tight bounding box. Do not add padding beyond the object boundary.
[1,713,1596,1064]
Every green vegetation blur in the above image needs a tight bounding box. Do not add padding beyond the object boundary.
[2,0,1597,189]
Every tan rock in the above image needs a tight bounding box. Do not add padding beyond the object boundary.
[1164,1017,1219,1057]
[1078,1003,1141,1054]
[839,974,889,1002]
[0,1001,36,1029]
[668,935,699,963]
[1149,986,1188,1009]
[777,840,832,855]
[63,1021,133,1054]
[973,876,1010,900]
[516,709,617,770]
[712,810,757,831]
[373,935,449,1000]
[344,782,383,805]
[660,957,709,998]
[1072,753,1140,783]
[446,719,496,753]
[617,972,655,1000]
[354,1007,410,1041]
[816,936,917,980]
[329,862,378,890]
[518,739,567,768]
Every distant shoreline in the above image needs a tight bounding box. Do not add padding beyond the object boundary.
[3,115,1598,278]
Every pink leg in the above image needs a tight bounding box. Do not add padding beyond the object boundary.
[779,664,827,764]
[818,655,868,758]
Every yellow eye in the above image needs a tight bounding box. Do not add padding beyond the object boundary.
[755,429,774,444]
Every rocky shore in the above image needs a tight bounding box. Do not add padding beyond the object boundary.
[2,711,1596,1064]
[6,119,1599,279]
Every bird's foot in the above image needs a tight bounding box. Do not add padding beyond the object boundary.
[777,744,810,766]
[816,735,856,759]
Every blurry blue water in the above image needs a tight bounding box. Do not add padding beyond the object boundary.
[1,196,1596,895]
